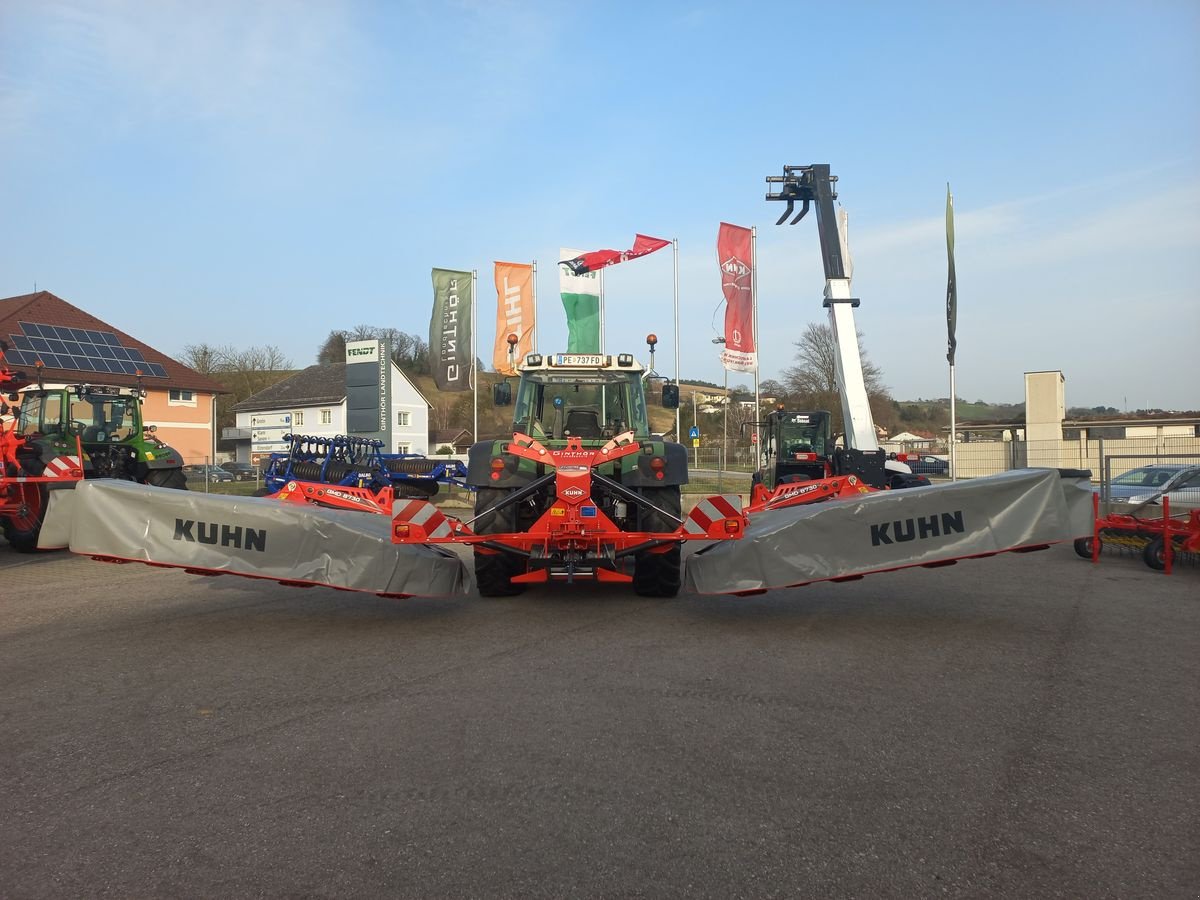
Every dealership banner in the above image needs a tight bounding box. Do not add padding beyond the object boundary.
[430,268,472,392]
[559,248,601,353]
[493,261,535,375]
[945,184,957,366]
[717,222,755,373]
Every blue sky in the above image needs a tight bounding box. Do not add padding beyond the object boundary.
[2,0,1197,410]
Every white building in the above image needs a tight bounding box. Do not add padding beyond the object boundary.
[229,362,431,465]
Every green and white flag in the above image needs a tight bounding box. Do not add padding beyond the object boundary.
[559,247,601,353]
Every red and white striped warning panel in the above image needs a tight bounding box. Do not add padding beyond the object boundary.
[683,494,744,536]
[9,455,81,481]
[393,499,454,539]
[43,455,81,478]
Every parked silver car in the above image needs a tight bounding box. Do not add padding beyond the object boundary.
[1103,464,1200,512]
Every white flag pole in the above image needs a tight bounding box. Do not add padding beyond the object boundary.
[949,364,957,480]
[673,237,680,441]
[599,268,605,354]
[472,268,478,442]
[531,259,538,352]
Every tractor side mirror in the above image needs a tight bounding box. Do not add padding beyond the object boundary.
[493,381,512,406]
[661,384,679,409]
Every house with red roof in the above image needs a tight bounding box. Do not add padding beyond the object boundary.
[0,291,227,464]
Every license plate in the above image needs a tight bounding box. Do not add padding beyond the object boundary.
[554,354,606,367]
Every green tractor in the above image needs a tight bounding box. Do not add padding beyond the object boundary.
[2,382,187,551]
[465,344,686,596]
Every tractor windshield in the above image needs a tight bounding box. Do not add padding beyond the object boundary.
[777,412,830,457]
[70,394,137,442]
[513,371,650,441]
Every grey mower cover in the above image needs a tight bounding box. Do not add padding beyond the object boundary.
[56,479,467,597]
[686,468,1094,595]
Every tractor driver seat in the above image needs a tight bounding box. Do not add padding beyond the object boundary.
[564,409,602,438]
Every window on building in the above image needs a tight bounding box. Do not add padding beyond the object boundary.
[397,411,410,427]
[320,409,332,425]
[293,411,304,427]
[396,443,411,454]
[168,389,197,406]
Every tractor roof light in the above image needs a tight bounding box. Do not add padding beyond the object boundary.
[525,353,543,366]
[646,334,657,348]
[616,354,634,366]
[506,333,519,347]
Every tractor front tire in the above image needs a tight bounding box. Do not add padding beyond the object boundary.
[633,486,683,598]
[145,467,188,491]
[473,487,525,597]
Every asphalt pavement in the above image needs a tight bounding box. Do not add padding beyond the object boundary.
[1,543,1197,898]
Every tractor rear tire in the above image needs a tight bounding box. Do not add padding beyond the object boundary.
[145,467,188,491]
[633,486,683,598]
[2,482,48,553]
[473,487,525,597]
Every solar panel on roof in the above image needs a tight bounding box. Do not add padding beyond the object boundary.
[7,321,169,377]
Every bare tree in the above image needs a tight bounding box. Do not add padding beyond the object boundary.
[781,322,891,438]
[178,344,224,376]
[782,322,887,397]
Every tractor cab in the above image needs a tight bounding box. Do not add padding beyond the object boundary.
[19,386,138,445]
[16,384,184,483]
[760,409,834,489]
[504,352,653,443]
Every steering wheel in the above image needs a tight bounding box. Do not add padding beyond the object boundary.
[69,420,88,436]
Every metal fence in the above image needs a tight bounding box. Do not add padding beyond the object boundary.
[683,435,1200,495]
[182,436,1200,499]
[950,435,1200,482]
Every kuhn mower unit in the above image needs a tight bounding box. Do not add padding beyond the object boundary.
[393,429,744,595]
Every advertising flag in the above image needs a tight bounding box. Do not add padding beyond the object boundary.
[493,261,534,375]
[717,222,755,373]
[430,268,473,392]
[946,184,957,366]
[559,248,601,353]
[560,234,670,276]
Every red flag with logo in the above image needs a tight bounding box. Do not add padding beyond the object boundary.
[559,233,670,276]
[717,222,755,373]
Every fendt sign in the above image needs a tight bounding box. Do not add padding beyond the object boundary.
[345,339,391,446]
